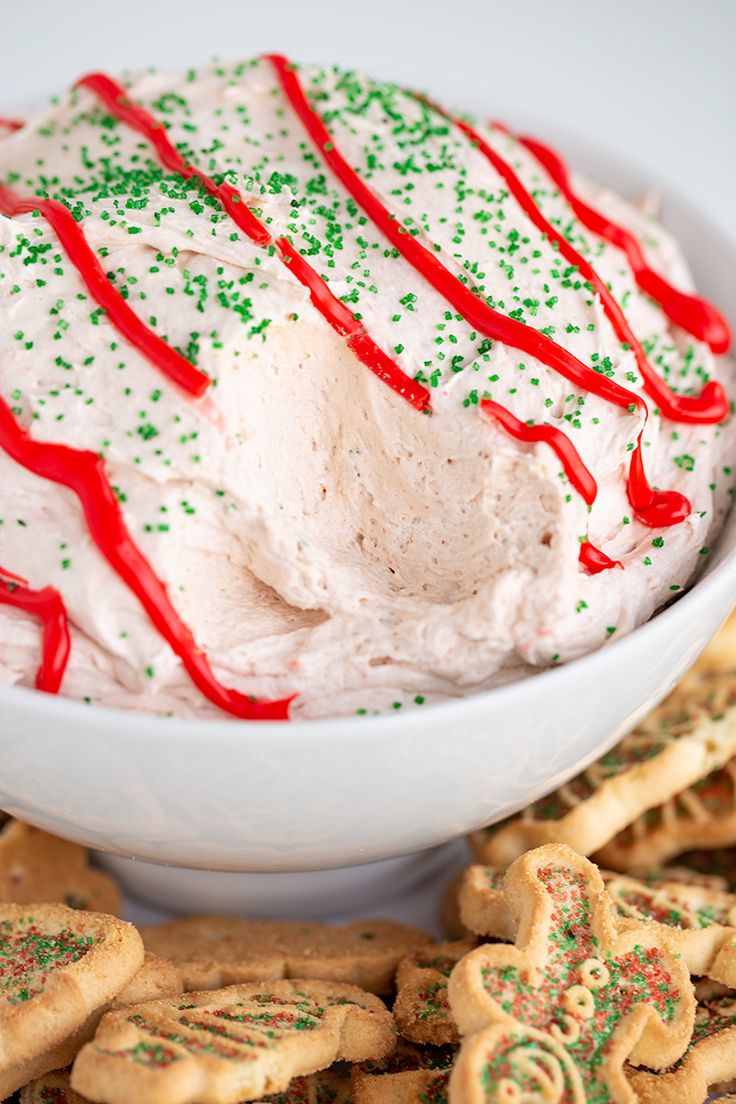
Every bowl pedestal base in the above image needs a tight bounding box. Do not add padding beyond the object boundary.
[97,838,468,921]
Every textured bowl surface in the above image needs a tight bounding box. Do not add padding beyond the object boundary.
[0,133,735,876]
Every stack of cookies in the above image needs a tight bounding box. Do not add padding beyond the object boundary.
[5,619,736,1104]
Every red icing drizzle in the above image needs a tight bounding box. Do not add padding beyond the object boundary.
[518,133,732,356]
[424,102,728,424]
[0,399,292,719]
[0,567,70,692]
[83,67,640,574]
[480,401,622,574]
[276,239,429,406]
[578,542,623,575]
[76,73,271,248]
[0,118,23,133]
[0,70,431,717]
[78,68,643,572]
[76,73,429,413]
[0,186,210,399]
[481,399,596,504]
[267,55,692,531]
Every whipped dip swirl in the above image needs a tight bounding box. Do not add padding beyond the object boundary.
[0,57,732,720]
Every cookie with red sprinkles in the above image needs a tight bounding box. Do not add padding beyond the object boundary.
[70,978,395,1104]
[457,860,736,986]
[602,870,736,986]
[393,940,476,1046]
[352,1040,455,1103]
[0,903,143,1098]
[628,991,736,1104]
[22,1065,353,1104]
[257,1068,353,1104]
[21,1068,89,1104]
[141,914,432,994]
[0,819,121,915]
[470,672,736,867]
[448,844,695,1103]
[12,954,184,1100]
[597,753,736,872]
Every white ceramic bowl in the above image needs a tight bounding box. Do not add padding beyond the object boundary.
[0,135,735,913]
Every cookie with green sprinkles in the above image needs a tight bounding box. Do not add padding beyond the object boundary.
[469,672,736,867]
[597,753,736,873]
[459,860,735,941]
[0,902,144,1098]
[448,844,695,1104]
[70,978,394,1104]
[628,992,736,1104]
[393,940,476,1046]
[9,952,181,1093]
[352,1040,455,1103]
[602,871,736,986]
[255,1067,353,1104]
[458,861,736,985]
[184,1067,353,1104]
[21,1068,90,1104]
[22,1065,353,1104]
[141,914,432,994]
[0,818,121,915]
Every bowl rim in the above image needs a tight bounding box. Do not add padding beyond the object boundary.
[1,129,735,744]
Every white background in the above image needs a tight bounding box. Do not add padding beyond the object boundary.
[1,0,734,235]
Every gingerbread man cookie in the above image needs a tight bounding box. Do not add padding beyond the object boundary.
[448,845,695,1103]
